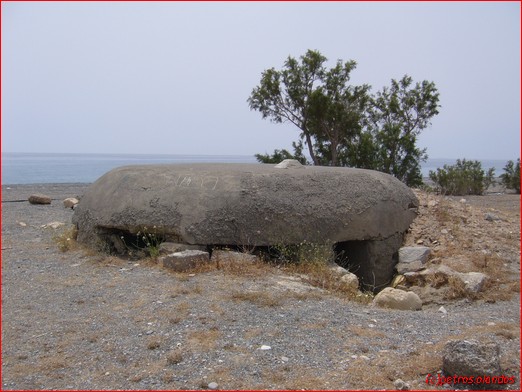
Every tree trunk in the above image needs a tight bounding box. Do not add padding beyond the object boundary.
[304,131,319,165]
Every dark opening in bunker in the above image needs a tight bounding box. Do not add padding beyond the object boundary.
[335,240,400,293]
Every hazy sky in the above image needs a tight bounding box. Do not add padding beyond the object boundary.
[2,1,520,160]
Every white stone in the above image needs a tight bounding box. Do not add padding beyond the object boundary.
[373,287,422,311]
[208,382,219,390]
[42,221,66,229]
[259,345,271,350]
[461,272,487,293]
[339,272,359,290]
[63,197,79,209]
[438,306,447,314]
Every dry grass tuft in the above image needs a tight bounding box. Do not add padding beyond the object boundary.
[166,350,183,365]
[444,275,477,300]
[187,328,221,351]
[219,258,273,277]
[230,291,282,307]
[147,338,161,350]
[53,226,79,252]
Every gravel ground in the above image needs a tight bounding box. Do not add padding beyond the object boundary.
[1,184,520,390]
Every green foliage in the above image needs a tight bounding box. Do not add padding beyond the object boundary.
[428,159,495,195]
[362,76,439,186]
[500,159,520,193]
[248,50,440,187]
[120,226,164,258]
[255,140,308,165]
[272,240,334,265]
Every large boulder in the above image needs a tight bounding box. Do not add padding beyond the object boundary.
[72,162,418,289]
[442,339,501,378]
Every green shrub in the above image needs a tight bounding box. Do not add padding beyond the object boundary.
[500,159,520,193]
[428,159,495,196]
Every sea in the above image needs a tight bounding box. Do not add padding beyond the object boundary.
[0,152,511,185]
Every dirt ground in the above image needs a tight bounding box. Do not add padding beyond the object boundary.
[1,183,520,390]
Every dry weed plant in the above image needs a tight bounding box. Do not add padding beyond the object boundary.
[444,275,478,300]
[230,290,282,307]
[53,226,79,252]
[146,338,161,350]
[187,328,221,352]
[166,350,183,365]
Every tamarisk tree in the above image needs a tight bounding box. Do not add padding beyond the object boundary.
[248,50,440,187]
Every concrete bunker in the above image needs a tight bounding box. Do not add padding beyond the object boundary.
[72,161,418,291]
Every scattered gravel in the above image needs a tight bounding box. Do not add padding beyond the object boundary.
[2,184,520,390]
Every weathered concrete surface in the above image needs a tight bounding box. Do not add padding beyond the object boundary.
[74,163,417,243]
[72,163,418,287]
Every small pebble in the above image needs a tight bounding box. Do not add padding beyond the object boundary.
[281,356,289,362]
[438,306,447,314]
[208,382,219,390]
[259,345,271,350]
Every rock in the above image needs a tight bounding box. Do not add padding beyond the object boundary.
[72,163,418,289]
[459,198,467,204]
[427,200,438,207]
[18,222,27,227]
[42,221,66,229]
[484,212,501,221]
[438,306,447,314]
[63,197,79,209]
[404,265,488,294]
[372,287,422,310]
[159,242,207,255]
[259,345,271,350]
[158,250,210,272]
[339,273,359,291]
[28,194,51,205]
[442,339,501,378]
[460,271,488,293]
[393,379,410,390]
[396,246,431,274]
[274,159,304,169]
[208,382,219,390]
[211,250,259,268]
[391,274,405,288]
[329,264,359,290]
